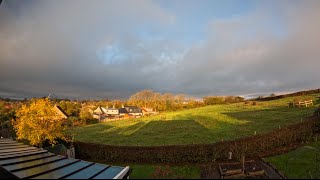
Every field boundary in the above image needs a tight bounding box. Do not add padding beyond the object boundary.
[74,111,320,164]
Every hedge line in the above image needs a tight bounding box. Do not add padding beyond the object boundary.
[74,114,320,164]
[254,88,320,101]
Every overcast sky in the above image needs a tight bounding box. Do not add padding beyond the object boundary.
[0,0,319,100]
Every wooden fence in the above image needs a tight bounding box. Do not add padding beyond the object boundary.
[288,100,313,107]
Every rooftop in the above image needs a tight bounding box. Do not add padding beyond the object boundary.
[0,138,130,179]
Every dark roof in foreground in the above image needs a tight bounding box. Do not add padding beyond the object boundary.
[0,138,130,179]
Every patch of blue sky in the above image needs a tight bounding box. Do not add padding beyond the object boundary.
[96,42,140,65]
[155,0,258,42]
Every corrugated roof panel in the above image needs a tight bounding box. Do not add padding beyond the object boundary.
[64,163,108,179]
[93,166,124,179]
[32,161,93,179]
[4,155,65,172]
[0,139,130,179]
[12,158,78,178]
[0,153,54,166]
[0,150,48,160]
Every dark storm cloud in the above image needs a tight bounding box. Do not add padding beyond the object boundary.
[0,0,319,99]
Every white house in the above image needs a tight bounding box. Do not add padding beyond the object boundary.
[106,107,119,115]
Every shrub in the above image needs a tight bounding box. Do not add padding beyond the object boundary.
[203,96,225,105]
[252,101,257,105]
[84,118,99,125]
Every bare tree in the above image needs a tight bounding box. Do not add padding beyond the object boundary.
[228,141,249,174]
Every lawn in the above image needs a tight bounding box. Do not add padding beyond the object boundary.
[124,164,200,179]
[75,93,319,146]
[266,141,320,179]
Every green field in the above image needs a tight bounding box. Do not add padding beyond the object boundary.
[266,141,320,179]
[75,94,319,146]
[125,164,200,179]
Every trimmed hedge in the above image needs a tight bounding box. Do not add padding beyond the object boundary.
[255,88,320,101]
[74,115,320,164]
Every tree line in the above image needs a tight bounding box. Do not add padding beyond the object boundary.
[128,90,204,111]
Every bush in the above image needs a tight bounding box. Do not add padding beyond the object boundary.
[44,144,67,156]
[204,96,244,105]
[252,101,257,105]
[84,118,99,125]
[203,96,225,105]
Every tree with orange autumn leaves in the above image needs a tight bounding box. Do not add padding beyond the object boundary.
[13,98,68,147]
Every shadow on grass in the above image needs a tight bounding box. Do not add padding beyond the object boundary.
[222,106,316,135]
[127,120,213,145]
[76,106,317,146]
[223,106,316,122]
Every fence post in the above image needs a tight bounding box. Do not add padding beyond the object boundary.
[67,146,75,159]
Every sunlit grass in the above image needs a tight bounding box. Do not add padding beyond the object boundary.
[266,141,320,179]
[75,93,319,146]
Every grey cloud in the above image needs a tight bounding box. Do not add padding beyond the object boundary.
[173,1,320,97]
[0,0,320,99]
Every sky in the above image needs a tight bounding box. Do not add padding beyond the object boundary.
[0,0,320,100]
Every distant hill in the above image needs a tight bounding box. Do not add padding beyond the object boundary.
[254,88,320,101]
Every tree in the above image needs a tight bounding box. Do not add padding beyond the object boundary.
[79,106,98,125]
[0,101,16,138]
[128,90,156,108]
[58,101,81,117]
[0,101,15,123]
[228,141,249,174]
[13,98,67,147]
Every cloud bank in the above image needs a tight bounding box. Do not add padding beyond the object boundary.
[0,0,320,99]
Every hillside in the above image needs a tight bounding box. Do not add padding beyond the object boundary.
[75,93,320,146]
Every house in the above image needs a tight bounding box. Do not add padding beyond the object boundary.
[92,106,108,120]
[93,106,122,120]
[54,105,68,119]
[93,106,106,115]
[141,107,159,116]
[93,105,143,120]
[124,106,143,117]
[105,106,119,115]
[119,107,129,116]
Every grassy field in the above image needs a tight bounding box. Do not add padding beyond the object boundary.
[75,93,319,146]
[123,164,200,179]
[266,141,320,179]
